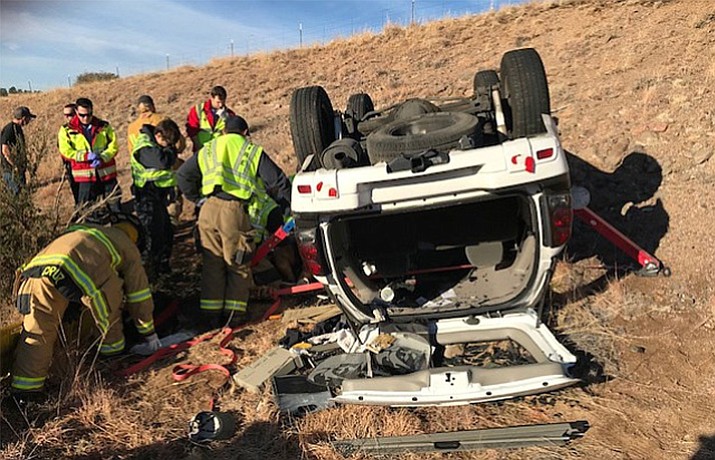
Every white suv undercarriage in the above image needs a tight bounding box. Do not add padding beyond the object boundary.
[287,48,578,407]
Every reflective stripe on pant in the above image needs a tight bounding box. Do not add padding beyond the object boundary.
[96,273,127,356]
[11,277,69,391]
[197,196,254,316]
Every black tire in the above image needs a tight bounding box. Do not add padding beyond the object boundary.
[346,93,375,122]
[289,86,335,167]
[499,48,550,138]
[366,112,478,164]
[473,69,499,97]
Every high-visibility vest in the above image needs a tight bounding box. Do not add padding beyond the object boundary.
[130,133,177,189]
[127,113,165,153]
[57,118,118,183]
[247,178,279,243]
[197,134,262,201]
[194,104,227,151]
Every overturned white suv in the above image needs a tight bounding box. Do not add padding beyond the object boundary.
[288,48,578,406]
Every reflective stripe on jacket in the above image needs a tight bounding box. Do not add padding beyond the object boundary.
[247,178,279,243]
[130,132,177,188]
[127,112,165,153]
[197,133,262,201]
[19,225,154,336]
[57,116,118,183]
[187,101,235,152]
[195,103,224,151]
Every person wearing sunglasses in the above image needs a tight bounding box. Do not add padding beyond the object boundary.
[58,97,120,211]
[1,106,36,194]
[57,103,80,204]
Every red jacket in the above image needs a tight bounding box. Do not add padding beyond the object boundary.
[58,116,118,183]
[186,100,235,152]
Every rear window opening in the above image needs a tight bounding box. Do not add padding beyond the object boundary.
[328,194,540,317]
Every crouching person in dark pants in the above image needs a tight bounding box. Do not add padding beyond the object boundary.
[130,119,183,279]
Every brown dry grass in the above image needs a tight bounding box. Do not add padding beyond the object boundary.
[2,0,715,458]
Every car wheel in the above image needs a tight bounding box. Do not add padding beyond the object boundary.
[290,86,335,167]
[473,69,499,97]
[346,93,375,122]
[366,112,478,164]
[499,48,550,139]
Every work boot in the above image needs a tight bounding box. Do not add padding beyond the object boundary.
[203,313,223,331]
[9,389,47,412]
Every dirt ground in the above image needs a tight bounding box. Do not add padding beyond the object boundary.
[1,0,715,458]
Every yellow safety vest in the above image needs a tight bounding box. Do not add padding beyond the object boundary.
[194,104,227,151]
[247,178,279,243]
[130,133,177,189]
[197,134,262,201]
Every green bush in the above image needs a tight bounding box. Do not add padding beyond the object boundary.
[75,71,119,85]
[0,129,59,298]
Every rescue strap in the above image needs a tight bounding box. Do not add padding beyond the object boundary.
[117,282,324,380]
[250,217,295,267]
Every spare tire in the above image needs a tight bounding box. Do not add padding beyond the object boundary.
[320,138,367,170]
[366,112,478,164]
[289,86,335,167]
[499,48,550,139]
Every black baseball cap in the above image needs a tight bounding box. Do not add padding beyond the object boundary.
[13,106,37,119]
[224,116,249,134]
[137,95,154,106]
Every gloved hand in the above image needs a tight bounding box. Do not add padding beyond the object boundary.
[87,151,102,168]
[144,333,162,353]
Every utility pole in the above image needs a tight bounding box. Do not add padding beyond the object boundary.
[166,54,170,70]
[411,0,415,24]
[230,39,234,57]
[116,65,120,77]
[299,23,303,48]
[490,0,495,11]
[67,74,71,88]
[28,80,32,92]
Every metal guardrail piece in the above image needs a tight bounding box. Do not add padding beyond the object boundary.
[332,420,590,456]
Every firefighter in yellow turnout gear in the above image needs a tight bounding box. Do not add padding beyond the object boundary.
[177,116,291,328]
[10,217,160,395]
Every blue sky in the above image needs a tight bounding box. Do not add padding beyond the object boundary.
[0,0,526,91]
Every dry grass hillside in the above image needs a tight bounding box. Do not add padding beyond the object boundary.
[1,0,715,458]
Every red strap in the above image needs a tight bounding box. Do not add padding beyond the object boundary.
[574,207,661,269]
[250,225,290,267]
[117,281,327,412]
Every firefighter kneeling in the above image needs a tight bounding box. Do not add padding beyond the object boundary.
[10,215,160,399]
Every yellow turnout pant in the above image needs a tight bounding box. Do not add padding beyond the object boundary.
[197,196,255,316]
[11,275,126,392]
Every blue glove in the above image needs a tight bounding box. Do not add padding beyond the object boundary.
[87,151,102,168]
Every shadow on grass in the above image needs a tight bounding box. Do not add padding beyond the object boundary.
[543,151,669,385]
[67,419,323,460]
[691,434,715,460]
[565,150,669,285]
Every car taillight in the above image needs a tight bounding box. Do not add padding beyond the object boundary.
[547,193,572,247]
[297,228,326,276]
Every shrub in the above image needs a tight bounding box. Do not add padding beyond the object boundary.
[0,129,60,299]
[75,71,119,85]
